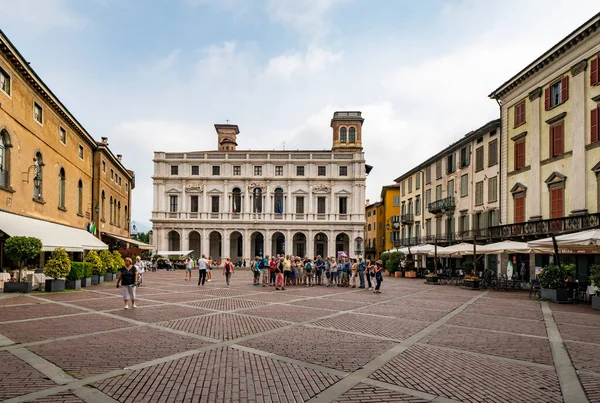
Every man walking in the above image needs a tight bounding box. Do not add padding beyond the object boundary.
[185,258,194,281]
[198,254,209,286]
[357,257,366,289]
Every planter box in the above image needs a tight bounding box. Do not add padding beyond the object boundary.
[592,296,600,310]
[45,279,65,292]
[65,279,81,290]
[541,288,571,303]
[4,282,33,293]
[426,277,439,284]
[405,271,417,278]
[463,279,480,289]
[394,272,403,277]
[81,277,92,287]
[91,275,104,285]
[104,272,115,282]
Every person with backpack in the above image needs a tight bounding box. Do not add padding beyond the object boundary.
[357,257,366,289]
[252,257,261,286]
[305,258,313,287]
[260,255,269,287]
[223,257,234,288]
[314,255,324,286]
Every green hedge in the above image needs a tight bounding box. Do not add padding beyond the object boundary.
[83,262,93,278]
[67,262,91,280]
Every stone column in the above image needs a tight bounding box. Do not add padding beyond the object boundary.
[201,183,208,220]
[528,87,542,220]
[570,60,588,214]
[286,229,292,256]
[328,230,335,258]
[307,230,314,259]
[223,230,231,260]
[202,229,209,258]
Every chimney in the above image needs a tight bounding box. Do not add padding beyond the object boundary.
[117,154,122,161]
[101,137,108,144]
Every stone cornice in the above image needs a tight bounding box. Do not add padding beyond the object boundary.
[529,87,543,101]
[545,112,567,125]
[511,131,528,142]
[593,94,600,103]
[570,60,588,76]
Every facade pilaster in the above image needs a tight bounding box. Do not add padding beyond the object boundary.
[570,60,588,214]
[529,87,542,220]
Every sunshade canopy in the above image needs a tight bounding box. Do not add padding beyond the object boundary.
[103,232,154,250]
[429,243,474,256]
[0,211,107,252]
[528,229,600,251]
[475,240,546,254]
[156,250,193,257]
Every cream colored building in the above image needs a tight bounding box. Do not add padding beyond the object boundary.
[489,13,600,229]
[151,112,370,261]
[392,120,501,247]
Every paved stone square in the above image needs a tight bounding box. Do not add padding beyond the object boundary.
[1,270,600,402]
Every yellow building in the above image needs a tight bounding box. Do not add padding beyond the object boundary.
[364,200,384,260]
[489,13,600,228]
[0,29,135,267]
[380,184,400,252]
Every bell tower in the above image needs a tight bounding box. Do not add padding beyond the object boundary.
[331,111,364,152]
[214,124,239,151]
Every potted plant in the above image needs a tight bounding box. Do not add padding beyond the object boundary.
[80,262,93,287]
[589,265,600,310]
[86,251,105,285]
[404,258,416,278]
[426,273,438,284]
[43,248,71,292]
[463,274,480,289]
[99,250,115,281]
[538,264,576,303]
[112,250,125,276]
[66,262,86,290]
[3,236,42,293]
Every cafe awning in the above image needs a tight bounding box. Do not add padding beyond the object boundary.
[0,211,107,252]
[429,243,474,257]
[156,250,193,257]
[102,232,154,250]
[528,229,600,252]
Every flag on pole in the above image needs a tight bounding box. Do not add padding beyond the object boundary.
[276,200,282,215]
[233,197,237,214]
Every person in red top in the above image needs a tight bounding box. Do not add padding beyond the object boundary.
[223,257,234,288]
[269,256,277,286]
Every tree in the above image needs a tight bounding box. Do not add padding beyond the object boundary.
[44,248,71,279]
[112,250,125,273]
[136,232,150,244]
[382,251,404,274]
[4,236,43,281]
[98,250,114,274]
[85,250,105,276]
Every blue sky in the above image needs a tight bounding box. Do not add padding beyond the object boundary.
[0,0,599,232]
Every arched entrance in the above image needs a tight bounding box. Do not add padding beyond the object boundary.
[293,232,306,258]
[314,232,328,258]
[230,231,243,263]
[188,231,201,258]
[167,230,180,251]
[208,231,222,261]
[271,232,285,257]
[251,232,264,258]
[336,233,350,256]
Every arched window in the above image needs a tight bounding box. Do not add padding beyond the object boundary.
[109,196,113,224]
[0,130,10,188]
[117,201,121,228]
[124,205,128,229]
[274,188,284,214]
[58,168,66,209]
[113,200,117,225]
[101,190,106,221]
[33,152,43,200]
[232,187,241,214]
[77,179,83,215]
[349,127,356,143]
[253,188,262,213]
[340,127,347,143]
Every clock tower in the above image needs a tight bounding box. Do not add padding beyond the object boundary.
[214,124,239,151]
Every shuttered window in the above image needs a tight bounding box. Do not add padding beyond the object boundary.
[514,196,525,223]
[514,140,525,170]
[475,181,483,205]
[550,122,564,157]
[591,55,599,86]
[514,101,526,127]
[592,107,599,144]
[550,187,564,219]
[475,146,484,172]
[545,76,569,110]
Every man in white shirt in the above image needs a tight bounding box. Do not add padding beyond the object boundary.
[198,254,209,286]
[135,256,145,286]
[185,258,194,281]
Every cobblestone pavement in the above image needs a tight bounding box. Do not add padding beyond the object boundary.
[1,270,600,402]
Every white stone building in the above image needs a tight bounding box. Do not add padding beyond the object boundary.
[151,111,370,262]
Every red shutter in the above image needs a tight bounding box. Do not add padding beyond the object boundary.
[591,56,599,86]
[592,108,599,144]
[518,141,525,169]
[551,123,563,157]
[514,104,518,127]
[551,188,563,219]
[515,196,525,223]
[561,76,569,103]
[544,87,550,110]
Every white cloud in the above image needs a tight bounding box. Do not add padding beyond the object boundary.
[0,0,86,31]
[263,47,342,79]
[265,0,346,39]
[141,49,181,77]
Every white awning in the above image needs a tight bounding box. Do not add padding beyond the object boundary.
[0,211,107,252]
[429,243,475,256]
[156,250,193,257]
[528,230,600,252]
[102,232,154,250]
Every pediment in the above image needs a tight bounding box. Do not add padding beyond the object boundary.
[292,189,308,195]
[510,182,527,194]
[334,189,353,195]
[592,161,600,173]
[544,171,567,185]
[166,187,182,194]
[206,188,223,194]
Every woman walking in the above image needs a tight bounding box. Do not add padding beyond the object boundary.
[365,260,374,290]
[207,256,213,282]
[374,260,384,294]
[350,258,358,288]
[223,257,234,288]
[116,257,138,309]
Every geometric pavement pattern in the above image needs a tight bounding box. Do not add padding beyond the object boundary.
[1,270,600,402]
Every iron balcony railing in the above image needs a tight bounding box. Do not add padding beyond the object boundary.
[401,214,414,225]
[427,196,455,214]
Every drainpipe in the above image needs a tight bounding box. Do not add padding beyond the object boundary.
[495,98,503,226]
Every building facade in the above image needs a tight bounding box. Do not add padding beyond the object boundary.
[489,13,600,234]
[0,29,134,267]
[364,200,384,260]
[380,184,400,252]
[151,112,369,262]
[393,120,501,247]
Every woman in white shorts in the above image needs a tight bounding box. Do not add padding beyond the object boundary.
[116,257,138,309]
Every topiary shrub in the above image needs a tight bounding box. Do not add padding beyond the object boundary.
[99,250,114,275]
[383,251,404,274]
[4,236,43,282]
[83,262,93,278]
[43,248,71,279]
[85,250,105,276]
[538,263,576,289]
[67,262,86,281]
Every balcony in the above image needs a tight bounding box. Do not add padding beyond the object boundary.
[428,197,456,214]
[488,213,600,240]
[401,214,414,225]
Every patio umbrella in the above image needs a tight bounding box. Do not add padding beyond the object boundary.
[475,240,549,254]
[528,229,600,251]
[411,244,436,254]
[429,243,474,257]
